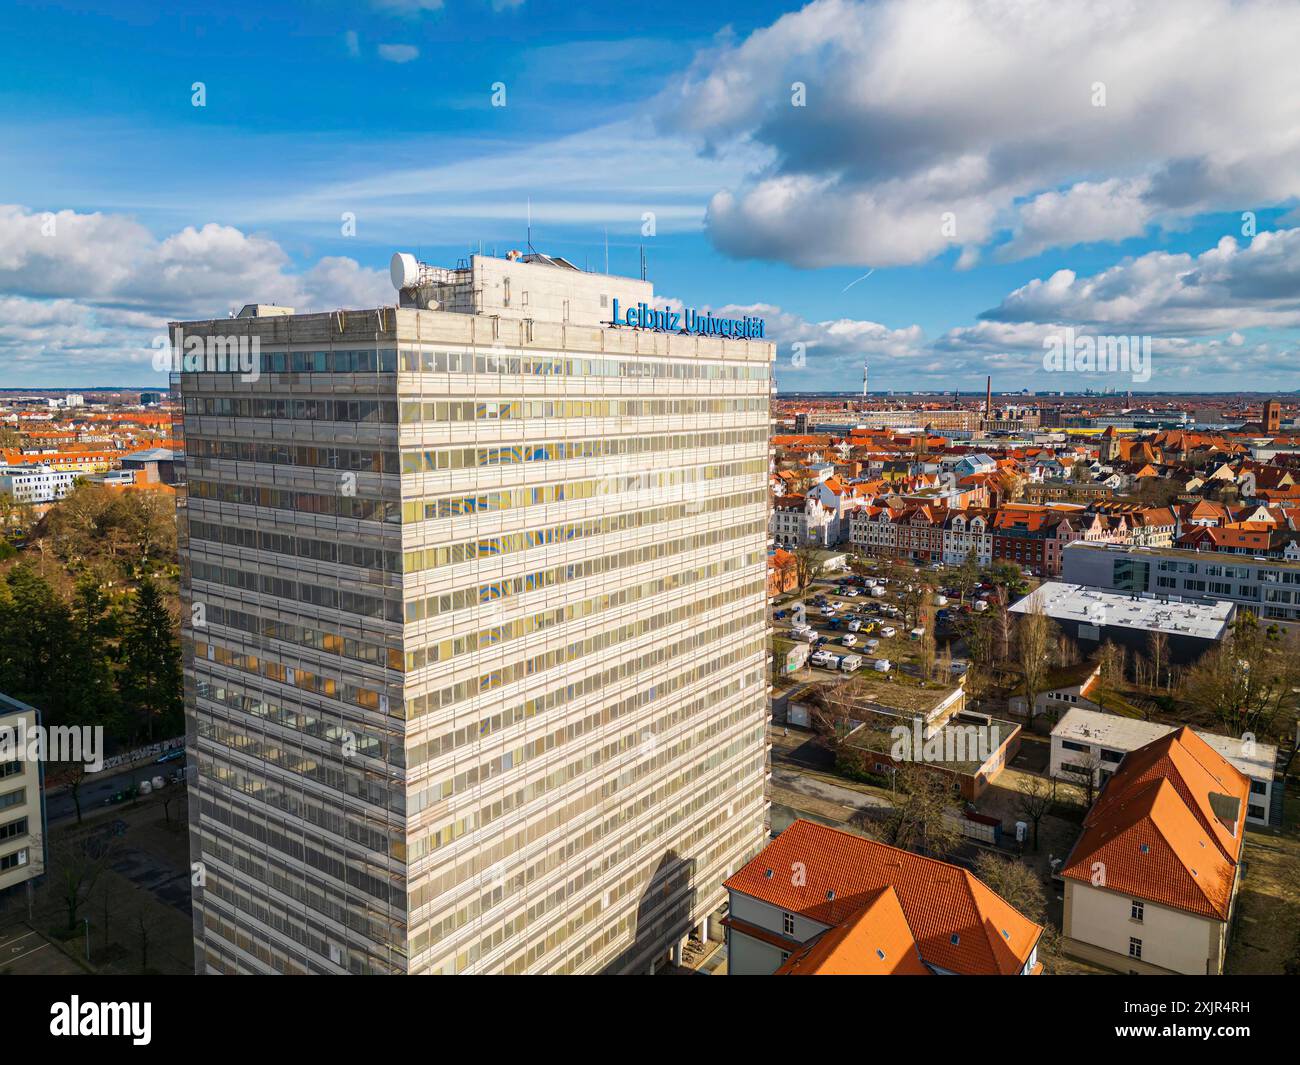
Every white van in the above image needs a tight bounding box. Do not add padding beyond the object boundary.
[879,626,897,638]
[841,634,858,647]
[871,658,892,672]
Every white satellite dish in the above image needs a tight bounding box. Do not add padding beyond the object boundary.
[390,252,420,290]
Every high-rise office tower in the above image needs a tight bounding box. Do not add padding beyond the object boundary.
[175,251,772,974]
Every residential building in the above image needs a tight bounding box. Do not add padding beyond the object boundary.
[175,252,772,974]
[941,510,992,566]
[1060,728,1248,974]
[723,819,1043,975]
[0,694,46,895]
[0,463,77,504]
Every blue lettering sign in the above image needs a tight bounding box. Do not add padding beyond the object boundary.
[610,298,765,339]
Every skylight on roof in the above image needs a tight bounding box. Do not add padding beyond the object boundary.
[876,949,886,960]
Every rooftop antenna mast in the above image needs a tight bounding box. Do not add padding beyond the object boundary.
[526,197,537,256]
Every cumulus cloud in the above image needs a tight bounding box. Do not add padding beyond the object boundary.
[658,0,1300,268]
[982,229,1300,334]
[0,205,391,381]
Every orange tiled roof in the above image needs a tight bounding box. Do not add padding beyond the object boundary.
[774,886,930,976]
[725,820,1042,975]
[1060,728,1247,920]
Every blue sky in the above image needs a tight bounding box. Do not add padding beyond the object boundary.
[3,0,1300,391]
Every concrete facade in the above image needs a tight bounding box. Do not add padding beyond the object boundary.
[175,269,772,974]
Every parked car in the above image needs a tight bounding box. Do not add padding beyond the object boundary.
[842,634,858,647]
[880,626,897,638]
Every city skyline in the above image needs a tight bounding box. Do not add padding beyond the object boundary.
[4,0,1300,391]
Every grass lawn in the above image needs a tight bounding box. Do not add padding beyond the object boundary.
[1226,788,1300,974]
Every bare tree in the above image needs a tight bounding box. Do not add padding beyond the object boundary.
[1015,598,1055,725]
[41,828,120,934]
[1146,629,1169,692]
[1182,612,1300,736]
[1057,749,1103,807]
[1098,641,1127,687]
[972,852,1064,972]
[874,764,963,858]
[792,546,822,592]
[1016,774,1056,852]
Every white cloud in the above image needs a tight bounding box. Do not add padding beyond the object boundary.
[0,206,391,383]
[370,0,444,14]
[982,229,1300,334]
[248,118,767,241]
[377,43,420,63]
[659,0,1300,268]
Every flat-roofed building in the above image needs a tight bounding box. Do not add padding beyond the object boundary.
[175,252,772,974]
[1009,580,1234,662]
[1050,707,1278,827]
[1063,541,1300,624]
[0,463,76,504]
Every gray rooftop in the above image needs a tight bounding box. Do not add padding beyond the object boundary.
[1010,581,1234,641]
[1051,706,1275,780]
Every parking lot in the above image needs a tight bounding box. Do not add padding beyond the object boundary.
[773,563,981,682]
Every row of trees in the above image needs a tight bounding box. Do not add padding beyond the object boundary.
[0,482,182,745]
[0,562,182,746]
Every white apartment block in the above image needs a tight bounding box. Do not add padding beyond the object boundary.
[771,496,837,547]
[942,512,993,566]
[176,253,772,975]
[0,464,77,504]
[0,695,45,895]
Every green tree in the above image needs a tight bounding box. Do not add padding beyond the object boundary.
[119,578,182,742]
[67,579,122,732]
[0,563,74,715]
